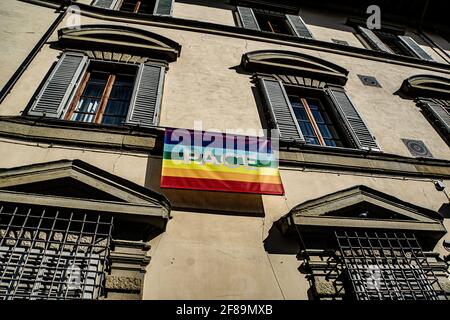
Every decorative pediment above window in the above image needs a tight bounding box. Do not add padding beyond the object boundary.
[58,25,181,62]
[0,159,170,236]
[400,74,450,99]
[280,185,445,235]
[241,50,349,85]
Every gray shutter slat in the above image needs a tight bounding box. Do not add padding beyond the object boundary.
[29,52,88,118]
[126,64,164,128]
[92,0,116,9]
[327,86,380,151]
[154,0,174,16]
[260,78,305,143]
[398,36,434,61]
[237,6,260,31]
[418,98,450,135]
[357,26,393,54]
[286,14,313,39]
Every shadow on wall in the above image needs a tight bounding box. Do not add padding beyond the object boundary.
[263,222,301,254]
[228,65,272,138]
[144,156,265,217]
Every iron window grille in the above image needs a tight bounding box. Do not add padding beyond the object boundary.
[0,203,113,300]
[335,231,446,300]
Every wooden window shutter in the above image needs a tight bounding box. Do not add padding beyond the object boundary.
[286,14,314,39]
[154,0,174,16]
[357,26,394,54]
[28,52,88,118]
[259,78,305,143]
[398,36,434,61]
[92,0,117,9]
[126,63,165,128]
[327,86,380,151]
[237,6,260,31]
[417,98,450,137]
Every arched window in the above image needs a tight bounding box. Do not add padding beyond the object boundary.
[27,25,181,129]
[242,50,380,151]
[399,75,450,146]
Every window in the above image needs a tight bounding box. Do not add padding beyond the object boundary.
[242,50,380,151]
[336,231,442,300]
[65,63,137,126]
[236,6,314,39]
[371,30,413,57]
[287,92,346,147]
[356,26,434,61]
[0,204,113,300]
[253,12,293,35]
[259,78,379,151]
[92,0,173,15]
[119,0,156,14]
[28,52,166,129]
[416,98,450,146]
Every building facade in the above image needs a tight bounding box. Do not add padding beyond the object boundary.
[0,0,449,300]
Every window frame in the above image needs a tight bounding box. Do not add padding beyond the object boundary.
[64,61,139,126]
[117,0,157,14]
[252,11,295,36]
[354,25,434,61]
[27,51,167,129]
[235,6,314,39]
[284,85,350,148]
[370,30,415,57]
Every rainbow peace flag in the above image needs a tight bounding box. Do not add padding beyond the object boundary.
[160,129,284,195]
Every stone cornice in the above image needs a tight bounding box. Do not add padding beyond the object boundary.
[0,117,449,179]
[279,146,450,179]
[0,116,163,153]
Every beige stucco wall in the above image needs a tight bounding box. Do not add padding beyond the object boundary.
[0,0,58,91]
[143,170,449,299]
[170,2,447,64]
[2,14,449,159]
[0,137,149,185]
[173,1,236,26]
[0,2,448,300]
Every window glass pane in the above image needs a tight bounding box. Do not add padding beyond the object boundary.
[71,71,108,123]
[70,68,136,126]
[306,98,344,147]
[101,73,134,126]
[289,95,320,145]
[287,95,346,147]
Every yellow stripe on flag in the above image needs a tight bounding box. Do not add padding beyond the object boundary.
[162,159,279,176]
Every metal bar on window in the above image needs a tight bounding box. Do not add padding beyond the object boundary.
[335,230,446,300]
[0,203,112,300]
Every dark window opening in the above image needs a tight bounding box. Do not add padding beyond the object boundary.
[66,63,137,126]
[286,89,348,147]
[254,13,293,35]
[119,0,156,14]
[373,30,414,57]
[0,204,113,300]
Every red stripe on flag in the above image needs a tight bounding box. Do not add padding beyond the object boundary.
[161,176,284,195]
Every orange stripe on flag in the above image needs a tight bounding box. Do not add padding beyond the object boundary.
[162,167,282,184]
